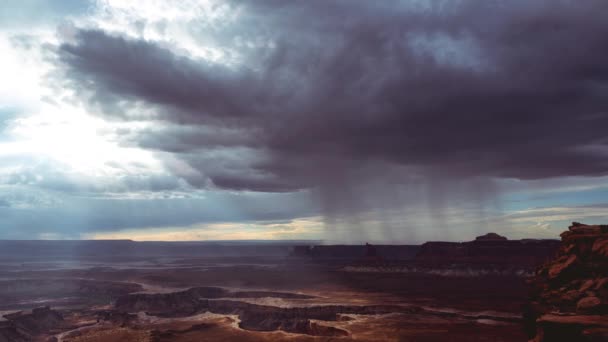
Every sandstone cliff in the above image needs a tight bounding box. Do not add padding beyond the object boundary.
[526,222,608,341]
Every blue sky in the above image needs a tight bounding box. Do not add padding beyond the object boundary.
[1,0,608,241]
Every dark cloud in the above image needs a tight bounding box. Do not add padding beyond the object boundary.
[55,0,608,196]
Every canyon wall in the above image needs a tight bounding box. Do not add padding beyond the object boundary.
[526,222,608,341]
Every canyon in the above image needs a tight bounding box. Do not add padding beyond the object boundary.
[1,226,601,341]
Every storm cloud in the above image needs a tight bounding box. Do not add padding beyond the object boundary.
[54,0,608,198]
[2,0,606,240]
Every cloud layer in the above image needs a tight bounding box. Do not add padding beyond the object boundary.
[55,0,608,195]
[2,0,608,240]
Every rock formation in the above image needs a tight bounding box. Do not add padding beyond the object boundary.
[0,306,64,341]
[475,232,508,241]
[114,286,355,336]
[114,286,435,336]
[416,235,560,268]
[526,222,608,341]
[113,285,522,337]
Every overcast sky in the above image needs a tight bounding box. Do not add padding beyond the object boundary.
[1,0,608,242]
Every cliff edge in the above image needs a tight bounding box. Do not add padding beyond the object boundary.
[526,222,608,341]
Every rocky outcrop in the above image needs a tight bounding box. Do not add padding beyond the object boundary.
[115,287,314,316]
[116,288,207,316]
[98,310,139,327]
[415,235,560,268]
[114,286,427,336]
[475,232,508,241]
[526,222,608,341]
[114,285,522,336]
[0,306,64,341]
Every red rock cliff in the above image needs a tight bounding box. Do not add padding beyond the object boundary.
[526,222,608,341]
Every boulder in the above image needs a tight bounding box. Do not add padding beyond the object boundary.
[595,278,607,290]
[579,279,595,292]
[562,290,582,303]
[548,255,577,279]
[592,237,608,258]
[577,297,601,314]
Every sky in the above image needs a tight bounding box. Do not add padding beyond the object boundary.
[1,0,608,242]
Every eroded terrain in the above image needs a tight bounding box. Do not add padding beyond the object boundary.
[0,237,559,341]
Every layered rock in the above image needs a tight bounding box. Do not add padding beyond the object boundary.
[114,287,418,336]
[115,287,314,317]
[527,222,608,341]
[114,285,523,336]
